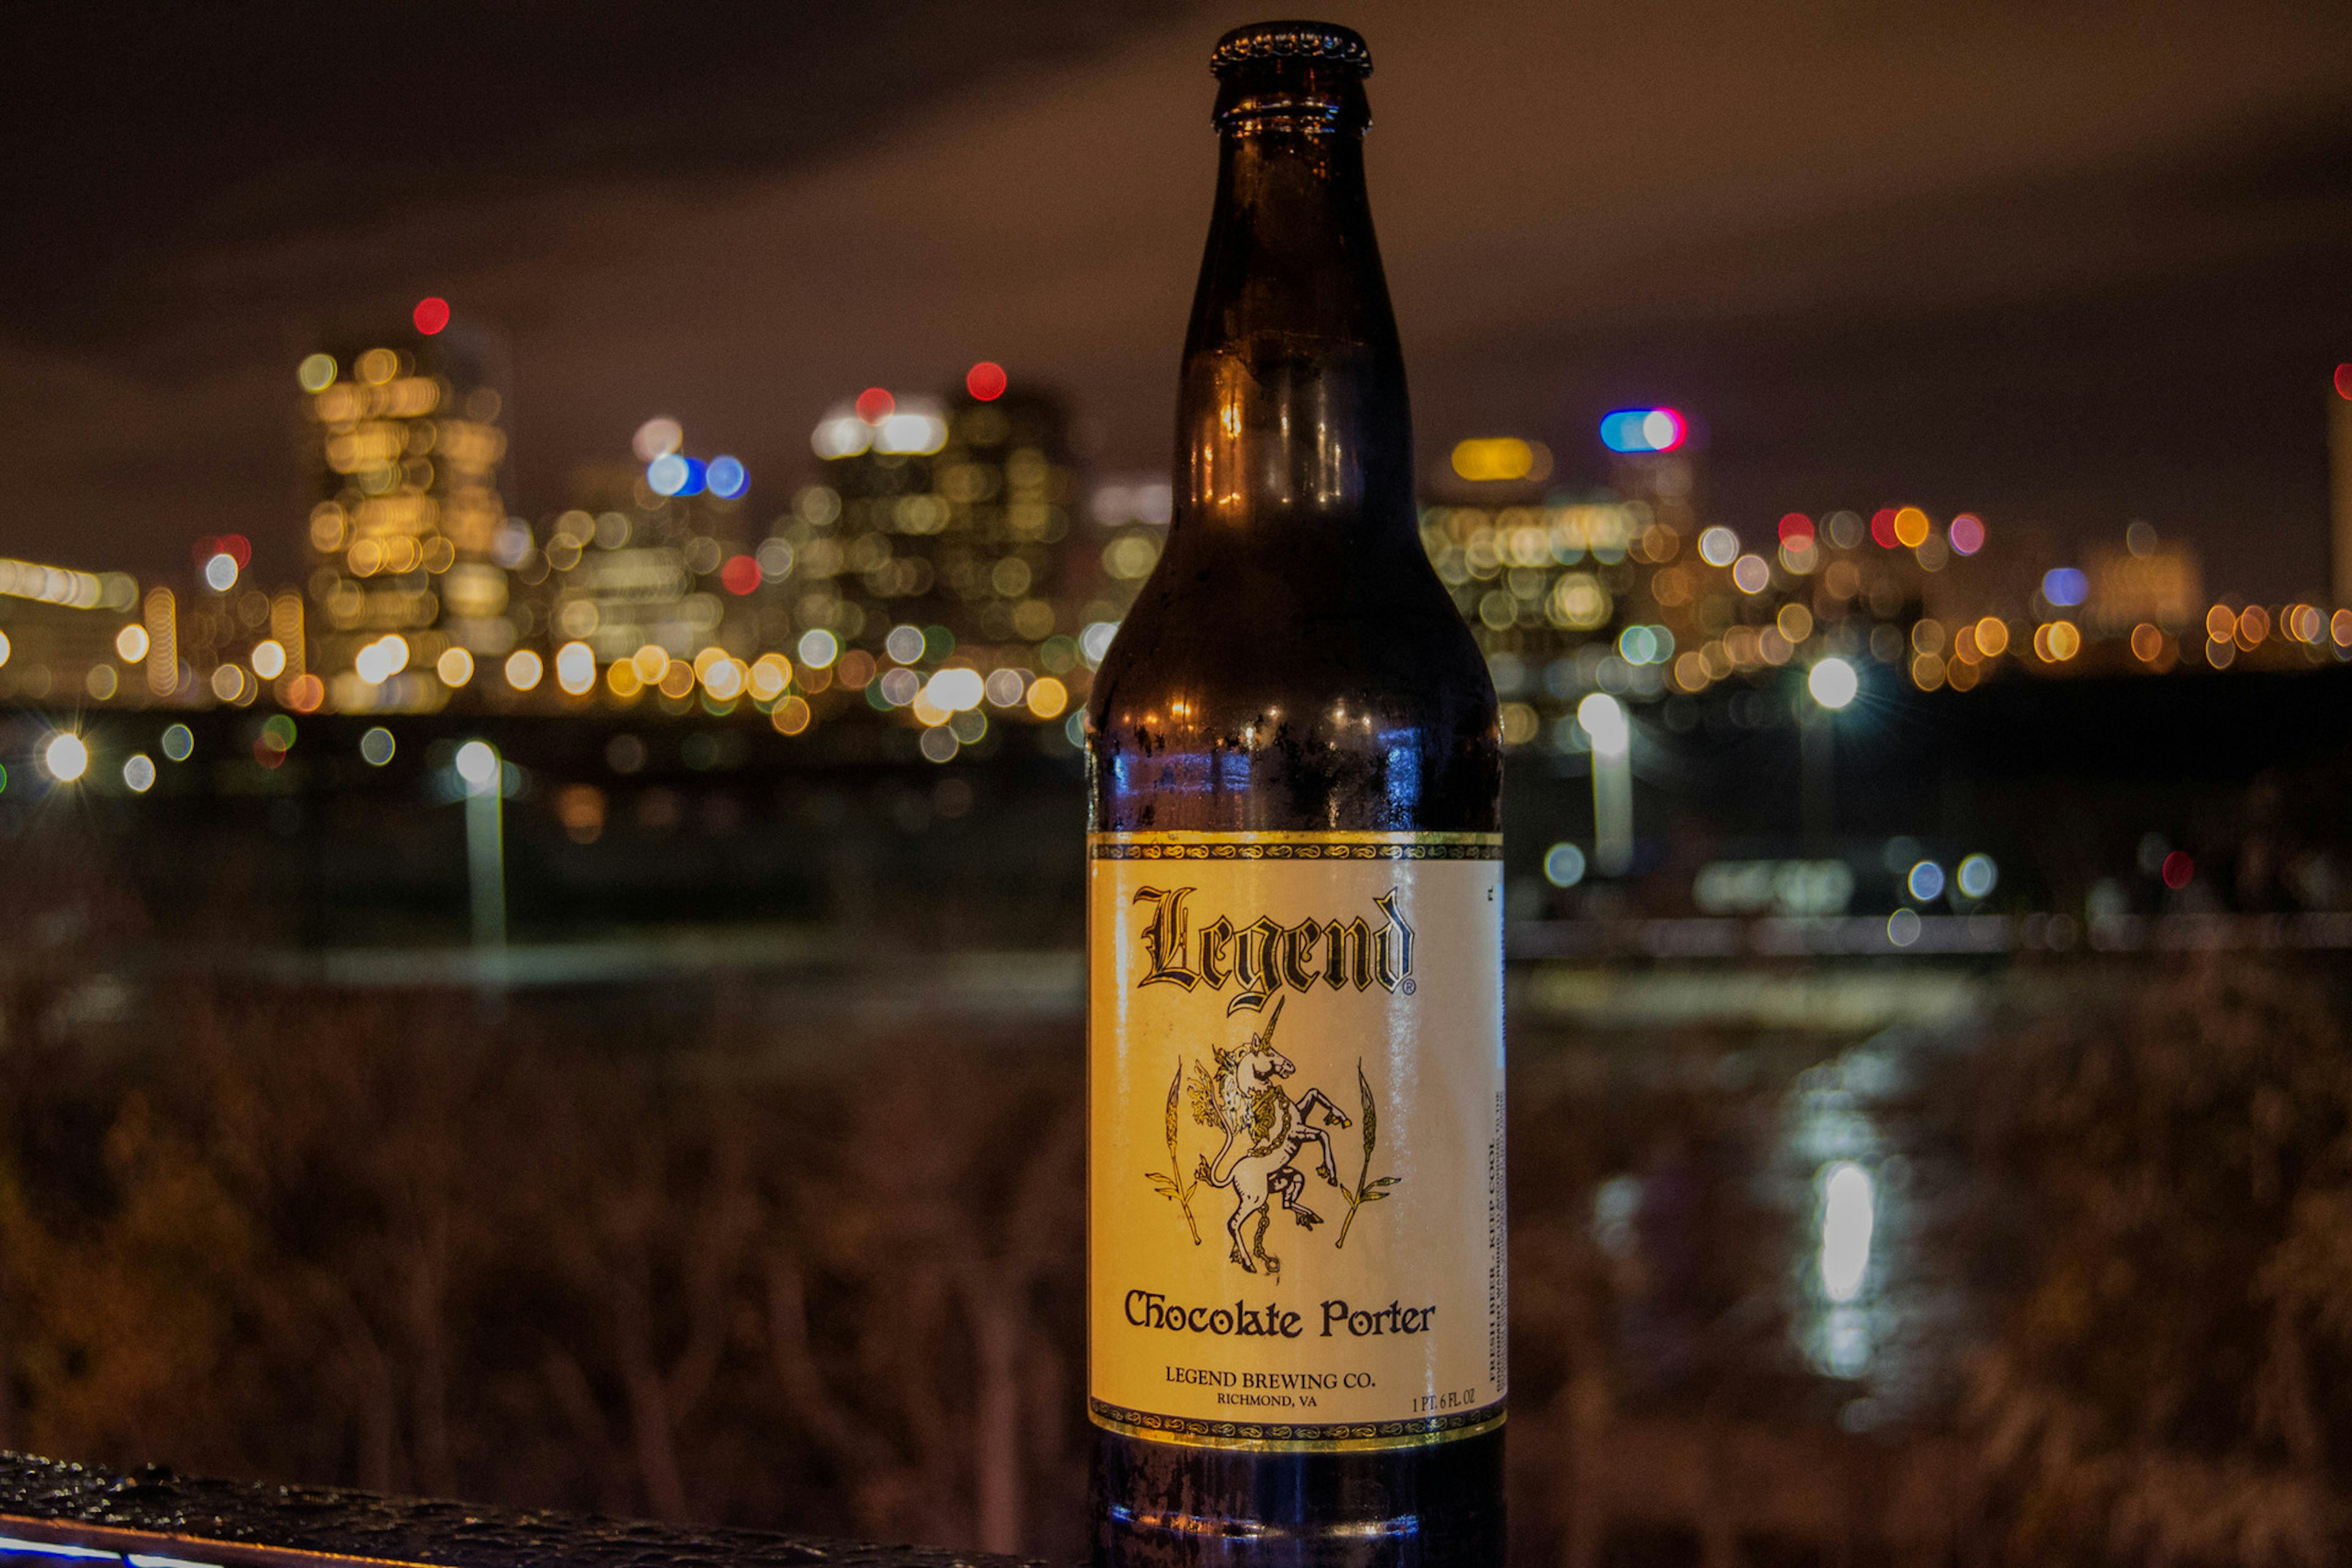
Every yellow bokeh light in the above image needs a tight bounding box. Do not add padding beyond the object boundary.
[1775,603,1814,643]
[2035,620,2081,662]
[703,657,746,702]
[1025,676,1069,720]
[771,695,812,736]
[115,624,149,662]
[606,658,643,698]
[437,647,476,687]
[296,353,337,393]
[505,649,544,692]
[250,639,287,680]
[1974,617,2010,658]
[749,653,791,702]
[1450,438,1549,483]
[631,644,669,683]
[1892,507,1931,548]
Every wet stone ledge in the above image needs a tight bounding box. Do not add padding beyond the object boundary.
[0,1453,1049,1568]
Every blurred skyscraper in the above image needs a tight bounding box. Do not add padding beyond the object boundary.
[296,302,524,712]
[787,380,1105,658]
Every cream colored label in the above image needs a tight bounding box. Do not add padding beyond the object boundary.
[1087,831,1506,1451]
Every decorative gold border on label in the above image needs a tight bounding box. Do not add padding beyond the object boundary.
[1089,831,1504,862]
[1088,1396,1506,1453]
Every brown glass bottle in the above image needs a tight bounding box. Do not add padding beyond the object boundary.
[1085,21,1504,1566]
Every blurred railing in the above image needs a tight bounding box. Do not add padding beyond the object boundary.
[0,1453,1049,1568]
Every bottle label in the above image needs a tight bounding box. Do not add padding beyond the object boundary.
[1087,831,1506,1452]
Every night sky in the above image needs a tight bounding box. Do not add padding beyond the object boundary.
[6,1,2351,599]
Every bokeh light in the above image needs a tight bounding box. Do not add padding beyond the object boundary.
[1808,657,1860,710]
[632,418,684,462]
[706,456,748,499]
[2041,567,2089,607]
[1576,692,1629,756]
[454,740,499,792]
[1956,853,1999,899]
[966,361,1008,401]
[797,630,840,669]
[42,733,89,783]
[1598,408,1686,453]
[554,642,597,696]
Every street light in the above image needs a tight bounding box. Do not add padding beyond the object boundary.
[1576,692,1633,876]
[454,740,505,948]
[1800,658,1860,842]
[1808,657,1859,710]
[41,733,89,783]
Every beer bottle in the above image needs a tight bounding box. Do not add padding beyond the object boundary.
[1085,20,1506,1564]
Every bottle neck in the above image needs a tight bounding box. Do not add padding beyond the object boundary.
[1172,113,1414,550]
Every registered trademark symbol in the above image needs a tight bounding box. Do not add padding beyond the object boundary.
[1401,978,1415,995]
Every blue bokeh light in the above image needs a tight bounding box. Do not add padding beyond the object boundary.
[2041,567,2089,607]
[1599,407,1687,454]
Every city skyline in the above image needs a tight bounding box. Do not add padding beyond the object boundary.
[4,4,2350,600]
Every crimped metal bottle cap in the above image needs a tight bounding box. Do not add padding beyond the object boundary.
[1210,20,1373,78]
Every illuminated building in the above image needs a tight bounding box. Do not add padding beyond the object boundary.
[0,557,143,705]
[296,303,523,714]
[755,373,1103,752]
[537,455,753,691]
[2083,530,2202,635]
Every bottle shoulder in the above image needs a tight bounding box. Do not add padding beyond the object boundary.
[1088,532,1500,834]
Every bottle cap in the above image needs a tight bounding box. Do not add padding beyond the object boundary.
[1210,20,1372,78]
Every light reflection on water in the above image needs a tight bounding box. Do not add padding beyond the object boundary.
[1573,1020,1977,1433]
[1780,1030,1969,1431]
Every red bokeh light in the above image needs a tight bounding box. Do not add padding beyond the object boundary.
[413,296,450,335]
[855,386,895,424]
[2335,363,2352,401]
[720,555,762,596]
[2161,850,2194,890]
[254,737,286,771]
[203,533,254,567]
[1776,512,1814,545]
[965,361,1008,401]
[287,674,325,714]
[1869,508,1899,548]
